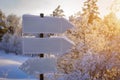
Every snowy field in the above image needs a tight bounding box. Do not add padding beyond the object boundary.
[0,50,65,80]
[0,50,37,80]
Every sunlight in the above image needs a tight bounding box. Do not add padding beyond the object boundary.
[0,59,21,65]
[116,11,120,19]
[110,0,120,19]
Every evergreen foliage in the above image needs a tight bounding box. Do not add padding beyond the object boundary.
[51,5,65,17]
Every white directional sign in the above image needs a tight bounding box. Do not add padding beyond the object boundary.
[23,37,74,54]
[20,14,74,77]
[20,58,57,75]
[22,14,74,33]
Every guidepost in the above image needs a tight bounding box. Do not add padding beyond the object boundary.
[20,13,74,80]
[39,14,44,80]
[39,33,44,80]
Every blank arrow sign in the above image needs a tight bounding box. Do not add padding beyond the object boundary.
[23,37,74,54]
[20,58,57,75]
[22,14,74,33]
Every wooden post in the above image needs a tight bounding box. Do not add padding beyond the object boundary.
[39,14,44,80]
[21,14,74,80]
[39,33,44,80]
[40,74,44,80]
[39,54,44,80]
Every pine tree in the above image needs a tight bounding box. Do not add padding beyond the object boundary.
[58,0,103,75]
[67,0,101,52]
[0,12,22,54]
[103,12,120,53]
[7,14,21,35]
[1,33,12,52]
[51,5,65,17]
[82,0,100,23]
[0,10,8,41]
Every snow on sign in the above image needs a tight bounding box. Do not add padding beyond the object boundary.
[23,37,74,54]
[20,14,74,78]
[22,14,74,33]
[20,58,57,75]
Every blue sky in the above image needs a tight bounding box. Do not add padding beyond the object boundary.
[0,0,118,18]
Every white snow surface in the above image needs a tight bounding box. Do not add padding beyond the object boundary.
[0,50,65,80]
[0,50,37,80]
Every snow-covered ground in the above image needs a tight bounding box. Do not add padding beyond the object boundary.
[0,50,37,80]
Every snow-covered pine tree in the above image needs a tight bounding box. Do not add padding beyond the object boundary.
[7,14,21,35]
[0,10,8,41]
[57,0,102,74]
[0,13,22,54]
[0,10,6,27]
[51,5,65,18]
[9,34,22,54]
[57,0,120,80]
[0,33,12,52]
